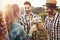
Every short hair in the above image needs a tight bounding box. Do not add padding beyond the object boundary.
[24,1,31,6]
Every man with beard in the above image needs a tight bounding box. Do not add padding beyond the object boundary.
[44,0,60,40]
[19,1,37,34]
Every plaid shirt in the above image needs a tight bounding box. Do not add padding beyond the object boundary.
[44,12,60,40]
[18,12,37,34]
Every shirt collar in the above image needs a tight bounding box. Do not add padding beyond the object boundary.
[47,12,58,21]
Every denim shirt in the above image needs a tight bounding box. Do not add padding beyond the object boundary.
[9,21,25,40]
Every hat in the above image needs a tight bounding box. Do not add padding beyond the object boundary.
[46,0,57,4]
[43,0,57,7]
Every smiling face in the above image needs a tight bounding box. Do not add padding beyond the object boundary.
[45,6,53,17]
[24,4,31,14]
[45,6,56,17]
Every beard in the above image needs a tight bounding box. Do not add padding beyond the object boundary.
[47,11,53,17]
[26,10,30,14]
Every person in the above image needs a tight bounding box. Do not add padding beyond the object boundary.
[44,0,60,40]
[18,1,37,34]
[5,4,14,31]
[5,4,25,40]
[0,10,9,40]
[29,17,48,40]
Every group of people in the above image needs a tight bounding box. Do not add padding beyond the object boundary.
[0,0,60,40]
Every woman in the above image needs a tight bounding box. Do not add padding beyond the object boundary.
[6,4,25,40]
[5,4,14,31]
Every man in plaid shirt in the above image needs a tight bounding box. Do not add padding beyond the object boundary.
[18,1,37,34]
[44,0,60,40]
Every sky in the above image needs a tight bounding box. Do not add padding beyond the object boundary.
[0,0,60,11]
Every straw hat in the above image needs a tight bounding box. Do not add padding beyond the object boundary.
[46,0,57,5]
[43,0,57,7]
